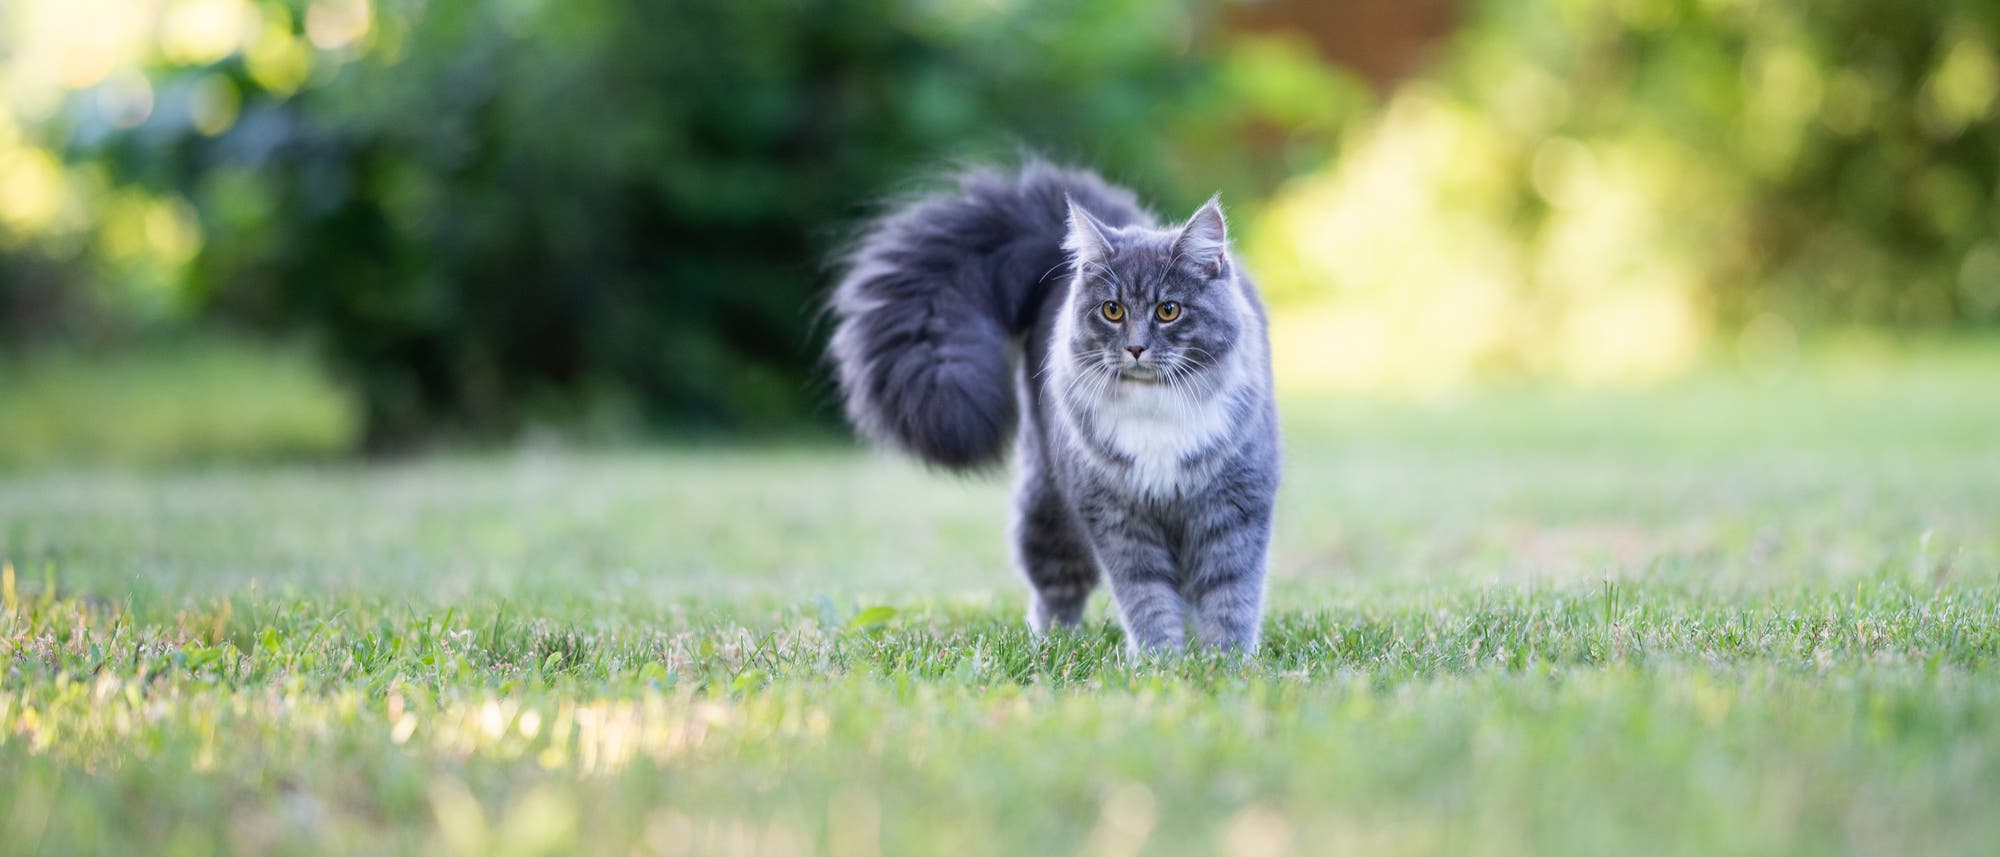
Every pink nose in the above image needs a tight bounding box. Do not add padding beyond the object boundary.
[1126,345,1146,358]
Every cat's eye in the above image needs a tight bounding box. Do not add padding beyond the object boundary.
[1101,301,1125,322]
[1155,302,1182,322]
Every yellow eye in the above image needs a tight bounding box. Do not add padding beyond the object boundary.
[1155,301,1181,322]
[1101,301,1125,322]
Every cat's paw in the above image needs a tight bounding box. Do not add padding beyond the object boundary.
[1119,632,1187,662]
[1027,597,1087,636]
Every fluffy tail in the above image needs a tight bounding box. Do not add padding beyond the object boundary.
[827,159,1145,470]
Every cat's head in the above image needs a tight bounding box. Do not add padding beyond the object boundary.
[1061,195,1246,392]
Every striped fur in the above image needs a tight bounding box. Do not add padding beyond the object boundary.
[828,160,1279,653]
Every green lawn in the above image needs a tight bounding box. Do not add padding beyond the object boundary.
[3,354,1999,856]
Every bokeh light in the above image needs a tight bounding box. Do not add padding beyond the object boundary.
[0,0,1996,447]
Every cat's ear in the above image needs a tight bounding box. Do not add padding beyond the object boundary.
[1064,196,1114,262]
[1172,194,1230,279]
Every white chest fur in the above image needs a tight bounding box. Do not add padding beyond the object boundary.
[1087,376,1238,498]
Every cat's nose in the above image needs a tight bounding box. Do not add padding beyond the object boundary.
[1126,345,1146,358]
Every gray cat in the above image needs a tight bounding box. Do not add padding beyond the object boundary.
[827,159,1279,654]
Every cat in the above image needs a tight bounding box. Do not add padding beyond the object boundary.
[826,158,1279,654]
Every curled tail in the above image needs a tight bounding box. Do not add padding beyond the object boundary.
[827,159,1146,470]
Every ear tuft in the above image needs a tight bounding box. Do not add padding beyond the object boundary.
[1172,194,1229,278]
[1064,196,1114,262]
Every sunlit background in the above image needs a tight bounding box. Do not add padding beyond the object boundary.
[2,0,1997,463]
[5,8,2000,851]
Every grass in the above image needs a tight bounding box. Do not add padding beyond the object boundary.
[0,337,360,468]
[3,352,1999,856]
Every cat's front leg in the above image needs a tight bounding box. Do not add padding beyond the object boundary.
[1075,497,1186,654]
[1184,489,1274,653]
[1107,560,1187,655]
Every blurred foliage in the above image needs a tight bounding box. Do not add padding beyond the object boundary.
[1254,0,2000,391]
[4,0,1999,437]
[0,0,1359,443]
[0,336,359,467]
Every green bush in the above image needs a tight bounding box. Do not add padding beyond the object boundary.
[44,0,1356,443]
[1248,0,2000,390]
[1448,0,2000,328]
[15,0,1993,440]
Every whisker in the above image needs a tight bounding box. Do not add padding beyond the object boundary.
[1036,349,1094,381]
[1157,353,1218,401]
[1057,352,1115,404]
